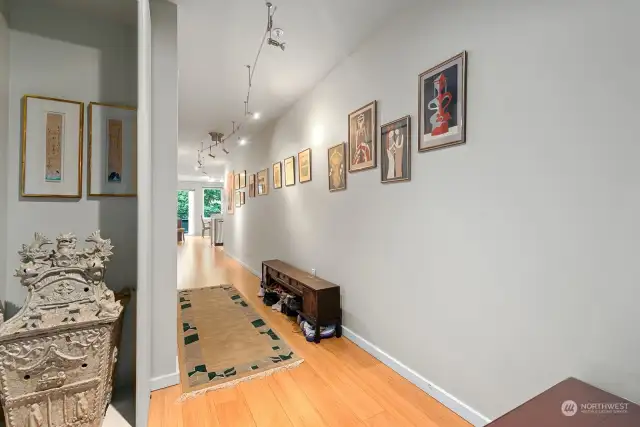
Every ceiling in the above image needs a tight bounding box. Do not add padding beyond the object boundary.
[176,0,417,181]
[9,0,418,181]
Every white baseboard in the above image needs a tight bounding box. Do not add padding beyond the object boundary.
[342,326,491,427]
[150,371,179,391]
[225,251,261,278]
[224,252,490,426]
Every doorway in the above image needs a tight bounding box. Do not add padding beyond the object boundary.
[177,190,195,234]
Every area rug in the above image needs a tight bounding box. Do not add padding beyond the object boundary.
[177,285,303,399]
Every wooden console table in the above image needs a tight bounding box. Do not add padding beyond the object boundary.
[262,260,341,343]
[487,377,640,426]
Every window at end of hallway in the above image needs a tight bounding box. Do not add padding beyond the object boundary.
[204,188,222,218]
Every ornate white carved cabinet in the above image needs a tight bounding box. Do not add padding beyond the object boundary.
[0,232,123,427]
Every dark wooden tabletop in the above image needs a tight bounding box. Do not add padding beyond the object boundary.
[263,259,338,290]
[488,377,640,427]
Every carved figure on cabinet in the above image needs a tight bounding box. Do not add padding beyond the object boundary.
[98,289,120,318]
[76,391,89,419]
[0,231,122,427]
[27,403,44,427]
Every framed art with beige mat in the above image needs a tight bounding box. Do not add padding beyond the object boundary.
[88,102,138,196]
[21,95,84,198]
[177,285,303,398]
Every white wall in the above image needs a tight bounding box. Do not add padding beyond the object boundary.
[224,0,640,420]
[0,0,8,309]
[5,1,137,389]
[150,0,178,386]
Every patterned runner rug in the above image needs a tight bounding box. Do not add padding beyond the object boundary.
[177,285,303,398]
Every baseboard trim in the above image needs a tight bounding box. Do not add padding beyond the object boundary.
[342,326,491,427]
[225,251,490,425]
[150,371,179,391]
[225,251,261,278]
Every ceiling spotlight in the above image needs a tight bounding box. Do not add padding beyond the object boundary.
[253,112,261,120]
[222,148,230,155]
[239,138,247,146]
[193,165,199,171]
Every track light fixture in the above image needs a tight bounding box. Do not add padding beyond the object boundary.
[195,2,284,161]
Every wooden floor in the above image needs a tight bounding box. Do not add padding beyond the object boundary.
[149,237,471,427]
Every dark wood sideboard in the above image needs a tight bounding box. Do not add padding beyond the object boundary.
[487,377,640,427]
[262,260,341,343]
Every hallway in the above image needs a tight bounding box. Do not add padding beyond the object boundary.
[150,237,470,427]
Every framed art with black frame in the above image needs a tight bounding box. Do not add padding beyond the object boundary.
[418,51,467,152]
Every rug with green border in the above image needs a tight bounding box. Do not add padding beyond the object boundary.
[177,284,303,398]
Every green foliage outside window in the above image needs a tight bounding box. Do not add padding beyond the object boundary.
[204,188,222,218]
[177,190,189,220]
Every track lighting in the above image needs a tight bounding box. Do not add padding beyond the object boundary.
[193,3,285,163]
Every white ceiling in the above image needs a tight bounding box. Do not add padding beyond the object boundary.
[10,0,418,181]
[176,0,417,180]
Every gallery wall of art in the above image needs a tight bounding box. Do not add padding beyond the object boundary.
[0,2,9,306]
[224,0,640,421]
[3,2,138,389]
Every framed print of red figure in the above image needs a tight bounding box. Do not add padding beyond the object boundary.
[348,101,377,172]
[419,51,467,151]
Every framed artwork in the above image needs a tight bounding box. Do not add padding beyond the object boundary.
[284,156,295,186]
[273,162,282,189]
[298,148,312,183]
[249,174,256,197]
[257,168,269,195]
[240,192,246,205]
[240,170,247,188]
[235,191,241,207]
[234,174,240,190]
[328,142,346,192]
[381,116,411,183]
[88,102,137,197]
[226,170,235,214]
[348,100,377,172]
[418,51,467,152]
[21,95,84,198]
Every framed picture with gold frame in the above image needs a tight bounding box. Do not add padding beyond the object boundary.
[257,168,269,195]
[88,102,137,197]
[348,100,377,172]
[273,162,282,189]
[234,174,240,190]
[21,95,84,198]
[226,171,235,214]
[284,156,295,186]
[298,148,312,183]
[249,174,256,197]
[240,170,247,188]
[235,190,241,207]
[328,142,346,192]
[240,192,246,205]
